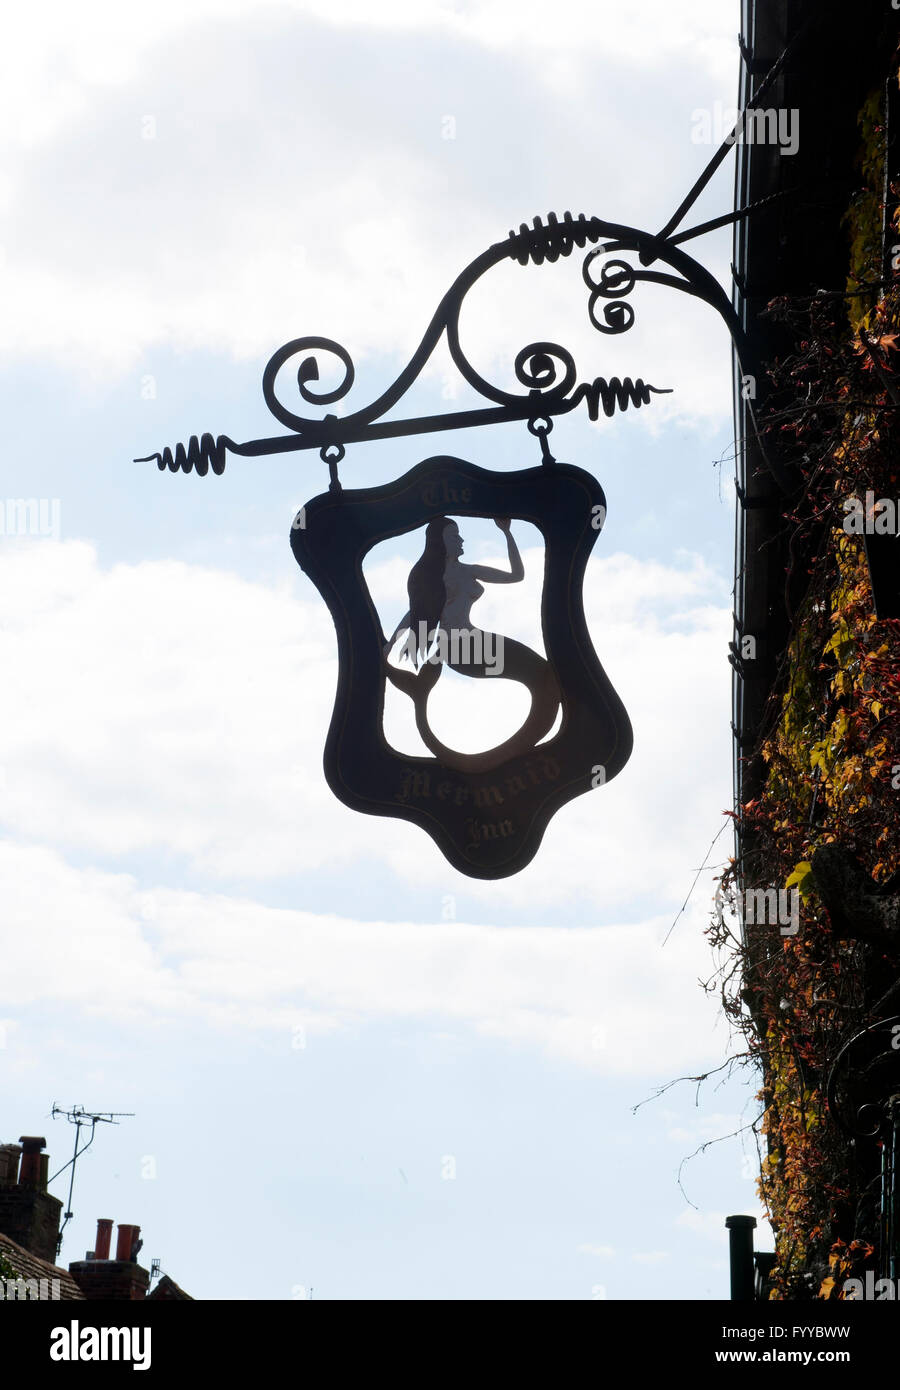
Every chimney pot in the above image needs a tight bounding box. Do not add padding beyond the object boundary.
[115,1223,141,1262]
[95,1218,113,1260]
[17,1136,47,1189]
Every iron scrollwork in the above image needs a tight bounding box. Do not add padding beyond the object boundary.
[136,209,753,480]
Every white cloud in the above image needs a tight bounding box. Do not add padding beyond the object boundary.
[577,1243,615,1257]
[0,835,726,1075]
[0,539,341,877]
[0,1,737,155]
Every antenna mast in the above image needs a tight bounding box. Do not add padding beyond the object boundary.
[49,1103,135,1256]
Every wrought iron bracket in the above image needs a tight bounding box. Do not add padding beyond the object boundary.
[135,208,765,483]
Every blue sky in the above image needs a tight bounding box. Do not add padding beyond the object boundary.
[0,0,772,1298]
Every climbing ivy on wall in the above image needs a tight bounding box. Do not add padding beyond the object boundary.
[710,77,900,1299]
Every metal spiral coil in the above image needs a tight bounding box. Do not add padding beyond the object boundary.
[575,376,671,419]
[506,212,600,266]
[134,433,232,476]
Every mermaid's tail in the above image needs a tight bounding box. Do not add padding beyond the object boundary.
[384,631,560,773]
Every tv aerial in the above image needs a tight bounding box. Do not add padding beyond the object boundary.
[49,1103,135,1255]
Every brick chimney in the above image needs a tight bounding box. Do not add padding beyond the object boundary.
[0,1136,62,1262]
[0,1144,22,1186]
[69,1221,149,1301]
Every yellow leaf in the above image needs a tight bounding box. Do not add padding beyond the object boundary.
[786,861,814,901]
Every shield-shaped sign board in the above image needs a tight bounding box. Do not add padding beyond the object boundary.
[290,455,632,878]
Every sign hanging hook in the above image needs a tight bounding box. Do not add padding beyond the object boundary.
[319,441,345,492]
[527,413,556,467]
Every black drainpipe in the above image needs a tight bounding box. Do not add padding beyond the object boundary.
[726,1214,757,1300]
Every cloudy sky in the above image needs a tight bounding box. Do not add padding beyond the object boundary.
[0,0,772,1299]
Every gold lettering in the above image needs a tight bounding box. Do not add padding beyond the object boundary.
[473,784,504,808]
[396,769,431,802]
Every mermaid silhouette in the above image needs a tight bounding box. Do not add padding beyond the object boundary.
[384,516,561,773]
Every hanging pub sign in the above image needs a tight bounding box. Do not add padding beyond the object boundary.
[136,100,783,876]
[289,451,631,877]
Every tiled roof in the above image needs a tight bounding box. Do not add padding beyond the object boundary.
[146,1272,193,1300]
[0,1231,85,1300]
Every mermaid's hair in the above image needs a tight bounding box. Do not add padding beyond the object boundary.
[405,517,455,666]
